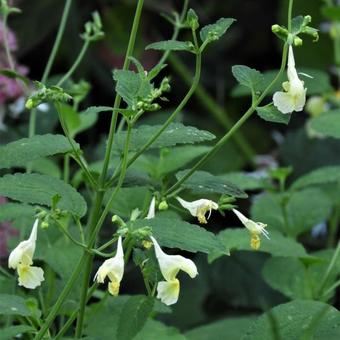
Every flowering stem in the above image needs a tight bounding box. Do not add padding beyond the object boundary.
[2,13,15,69]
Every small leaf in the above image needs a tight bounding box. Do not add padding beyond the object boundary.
[117,295,154,340]
[81,106,113,115]
[128,217,228,255]
[0,69,30,86]
[0,173,87,217]
[114,123,215,151]
[200,18,235,43]
[176,170,247,198]
[0,134,76,170]
[231,65,263,93]
[309,110,340,139]
[146,40,194,52]
[0,294,32,316]
[257,104,291,124]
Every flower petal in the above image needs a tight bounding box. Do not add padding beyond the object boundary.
[157,279,180,305]
[146,197,156,219]
[273,91,296,114]
[18,265,44,289]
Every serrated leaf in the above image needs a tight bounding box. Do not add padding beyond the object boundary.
[231,65,263,93]
[176,170,247,198]
[146,40,193,52]
[0,294,32,316]
[291,166,340,190]
[0,134,75,169]
[0,173,87,217]
[0,202,35,222]
[309,110,340,139]
[128,217,228,255]
[117,295,154,340]
[200,18,235,43]
[243,300,340,340]
[218,172,268,191]
[113,69,153,108]
[115,123,215,151]
[257,105,291,124]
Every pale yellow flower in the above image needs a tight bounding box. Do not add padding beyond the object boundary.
[176,197,218,224]
[94,236,124,296]
[273,45,307,114]
[8,219,44,289]
[232,209,269,250]
[151,236,198,305]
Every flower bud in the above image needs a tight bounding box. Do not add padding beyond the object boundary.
[186,9,199,30]
[293,36,303,46]
[112,215,126,227]
[158,200,169,211]
[25,98,34,110]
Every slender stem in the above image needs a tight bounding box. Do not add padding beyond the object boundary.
[2,14,15,69]
[288,0,294,32]
[165,43,289,196]
[57,40,90,87]
[29,0,73,138]
[318,240,340,297]
[168,53,255,165]
[97,236,119,251]
[321,278,340,299]
[0,266,14,278]
[63,154,70,183]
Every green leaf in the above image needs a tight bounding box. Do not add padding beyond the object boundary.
[291,166,340,190]
[243,300,340,340]
[117,295,154,340]
[113,69,153,108]
[309,110,340,139]
[212,229,307,262]
[128,217,228,255]
[0,134,75,169]
[0,68,30,86]
[218,172,268,191]
[0,325,34,340]
[81,106,113,115]
[231,65,263,93]
[135,320,185,340]
[115,123,215,151]
[322,6,340,20]
[30,158,62,178]
[176,170,247,198]
[146,40,193,52]
[200,18,235,43]
[0,173,87,217]
[0,294,32,316]
[185,316,256,340]
[0,202,35,222]
[256,105,291,125]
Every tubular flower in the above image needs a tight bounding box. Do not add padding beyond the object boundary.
[273,45,307,114]
[8,219,44,289]
[94,236,124,296]
[232,209,269,250]
[146,196,156,219]
[176,197,218,224]
[151,236,198,305]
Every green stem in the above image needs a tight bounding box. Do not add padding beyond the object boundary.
[165,44,288,196]
[57,39,90,87]
[29,0,73,138]
[2,14,15,70]
[288,0,294,32]
[63,154,70,183]
[168,53,255,165]
[97,235,119,251]
[327,206,340,247]
[321,278,340,299]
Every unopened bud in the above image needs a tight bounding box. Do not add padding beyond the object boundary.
[41,221,49,229]
[186,9,199,30]
[293,36,303,46]
[158,200,169,211]
[112,215,126,227]
[25,98,34,110]
[303,15,312,26]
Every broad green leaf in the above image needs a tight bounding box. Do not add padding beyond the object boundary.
[231,65,263,93]
[117,295,154,340]
[30,158,62,178]
[291,166,340,190]
[176,170,247,198]
[135,320,185,340]
[232,68,333,97]
[146,40,193,52]
[200,18,235,43]
[128,217,228,255]
[309,110,340,139]
[0,134,74,169]
[113,69,153,108]
[212,229,307,262]
[219,172,268,191]
[0,294,31,316]
[186,316,256,340]
[115,123,215,151]
[243,300,340,340]
[322,6,340,20]
[0,325,34,339]
[0,173,87,217]
[0,202,35,222]
[256,105,291,125]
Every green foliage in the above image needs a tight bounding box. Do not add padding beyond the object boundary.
[128,217,228,255]
[231,65,263,94]
[322,5,340,20]
[0,325,34,340]
[0,173,87,217]
[256,104,291,124]
[0,294,32,316]
[0,202,35,222]
[0,134,75,169]
[146,40,194,52]
[199,18,235,43]
[219,172,268,191]
[309,110,340,139]
[117,295,154,340]
[176,170,247,198]
[0,69,29,85]
[243,300,340,340]
[115,123,215,151]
